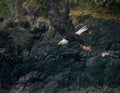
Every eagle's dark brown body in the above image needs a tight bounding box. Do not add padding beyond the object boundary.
[48,0,84,44]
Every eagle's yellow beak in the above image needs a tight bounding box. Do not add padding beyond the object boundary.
[57,41,62,45]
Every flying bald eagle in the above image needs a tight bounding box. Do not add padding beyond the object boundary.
[58,26,88,45]
[48,0,92,51]
[57,26,92,52]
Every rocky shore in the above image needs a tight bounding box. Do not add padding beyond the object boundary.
[0,15,120,93]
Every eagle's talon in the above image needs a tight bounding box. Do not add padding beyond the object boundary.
[80,44,92,52]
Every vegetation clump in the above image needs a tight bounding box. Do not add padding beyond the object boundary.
[0,0,9,15]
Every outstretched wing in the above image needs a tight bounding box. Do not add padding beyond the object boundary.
[48,0,74,37]
[63,0,74,33]
[75,26,88,36]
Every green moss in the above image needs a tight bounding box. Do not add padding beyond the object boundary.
[0,1,9,13]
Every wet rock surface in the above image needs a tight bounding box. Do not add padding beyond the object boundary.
[0,15,120,93]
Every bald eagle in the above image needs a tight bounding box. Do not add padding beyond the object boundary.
[58,26,88,45]
[48,0,92,51]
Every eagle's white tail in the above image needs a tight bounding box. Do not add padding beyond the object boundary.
[75,26,88,36]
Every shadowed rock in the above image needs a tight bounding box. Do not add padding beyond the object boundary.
[0,13,120,93]
[0,18,4,23]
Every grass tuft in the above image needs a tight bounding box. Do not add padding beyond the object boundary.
[70,7,120,20]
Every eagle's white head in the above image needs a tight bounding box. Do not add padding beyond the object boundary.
[58,39,69,45]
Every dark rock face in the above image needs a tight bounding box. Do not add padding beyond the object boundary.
[0,18,4,23]
[33,21,48,34]
[0,16,120,93]
[6,21,31,29]
[0,20,48,90]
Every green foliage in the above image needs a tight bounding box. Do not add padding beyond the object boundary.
[0,0,9,13]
